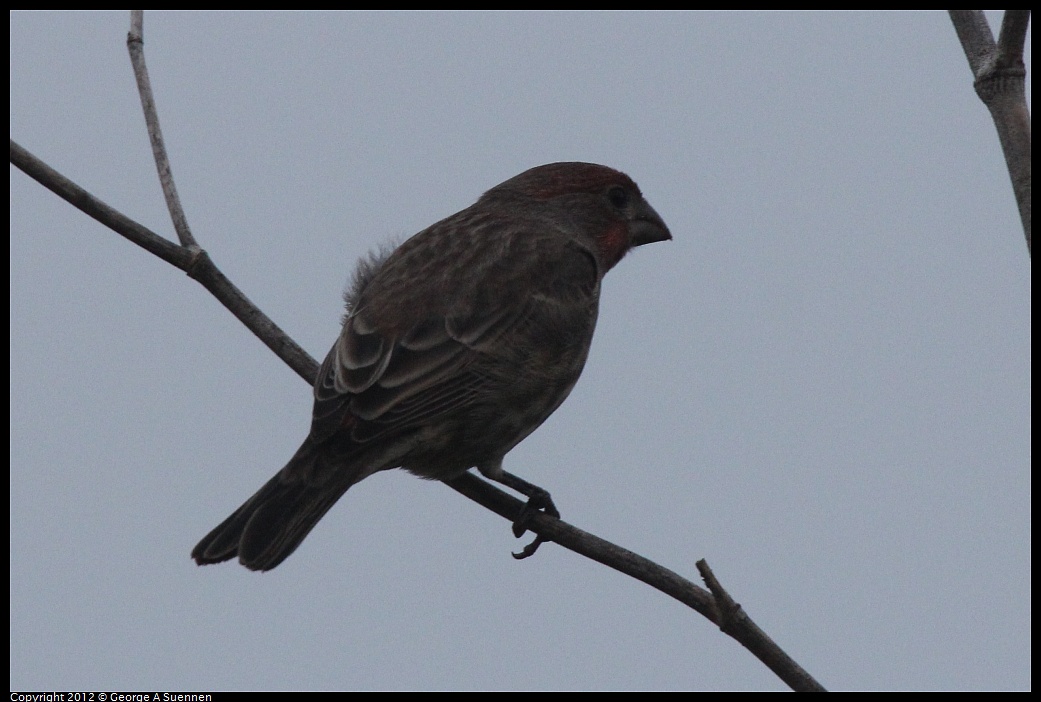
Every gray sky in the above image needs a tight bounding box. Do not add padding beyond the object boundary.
[10,11,1030,691]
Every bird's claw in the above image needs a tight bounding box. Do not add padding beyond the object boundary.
[510,489,559,559]
[512,534,549,560]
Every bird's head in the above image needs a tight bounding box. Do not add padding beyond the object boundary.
[485,162,672,271]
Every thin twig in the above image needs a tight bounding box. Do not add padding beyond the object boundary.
[10,139,189,268]
[10,139,318,384]
[697,560,827,692]
[127,10,197,249]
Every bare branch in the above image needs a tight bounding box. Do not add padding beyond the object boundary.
[9,12,830,692]
[10,138,189,268]
[127,9,197,249]
[444,476,826,691]
[949,10,1032,256]
[948,10,995,75]
[697,560,827,692]
[10,138,827,690]
[10,139,319,384]
[996,11,1031,66]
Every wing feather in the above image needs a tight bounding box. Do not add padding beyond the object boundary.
[308,221,600,456]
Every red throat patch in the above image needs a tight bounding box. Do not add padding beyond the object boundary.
[597,221,631,269]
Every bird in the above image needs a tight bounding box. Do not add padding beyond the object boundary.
[191,161,671,571]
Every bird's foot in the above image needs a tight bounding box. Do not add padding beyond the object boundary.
[475,463,560,559]
[511,487,559,560]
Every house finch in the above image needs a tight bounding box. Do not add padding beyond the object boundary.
[192,162,671,571]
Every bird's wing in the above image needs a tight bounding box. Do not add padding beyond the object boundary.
[309,233,600,446]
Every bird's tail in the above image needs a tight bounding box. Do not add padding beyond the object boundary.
[191,441,363,571]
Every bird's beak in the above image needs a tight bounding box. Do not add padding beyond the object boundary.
[630,199,672,247]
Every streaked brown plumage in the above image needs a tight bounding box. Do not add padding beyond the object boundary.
[192,162,671,571]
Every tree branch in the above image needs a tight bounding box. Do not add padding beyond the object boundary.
[10,139,319,384]
[949,10,1032,256]
[126,10,197,249]
[8,11,827,692]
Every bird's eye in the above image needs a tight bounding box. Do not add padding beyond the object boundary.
[607,186,630,210]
